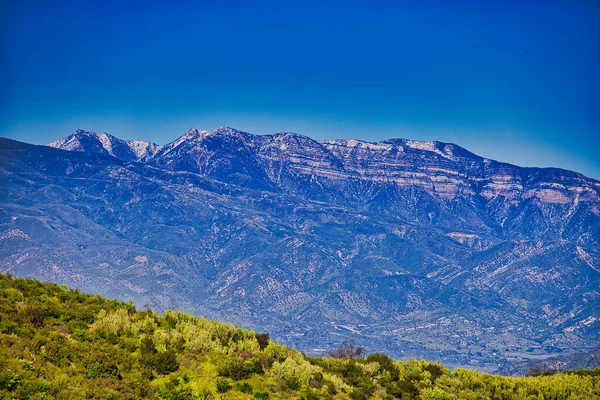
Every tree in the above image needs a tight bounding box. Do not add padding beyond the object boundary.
[255,333,270,350]
[329,341,365,359]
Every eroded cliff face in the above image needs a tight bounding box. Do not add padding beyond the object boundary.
[4,127,599,371]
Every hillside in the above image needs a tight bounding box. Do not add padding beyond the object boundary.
[2,128,600,371]
[499,347,600,376]
[1,274,599,399]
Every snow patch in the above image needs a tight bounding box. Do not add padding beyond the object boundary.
[97,132,113,152]
[404,140,458,160]
[322,139,393,151]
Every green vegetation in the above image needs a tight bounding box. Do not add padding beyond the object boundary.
[0,274,598,399]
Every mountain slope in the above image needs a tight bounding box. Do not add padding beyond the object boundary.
[2,128,600,371]
[499,347,600,376]
[3,274,599,399]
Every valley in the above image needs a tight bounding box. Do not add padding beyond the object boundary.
[1,127,599,372]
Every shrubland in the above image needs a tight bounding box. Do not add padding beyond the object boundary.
[0,274,598,399]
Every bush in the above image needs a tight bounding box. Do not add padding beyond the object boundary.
[390,379,419,398]
[256,332,270,350]
[0,275,598,400]
[237,381,253,393]
[141,336,157,356]
[72,328,91,342]
[154,350,179,375]
[302,389,319,400]
[2,288,23,302]
[287,377,301,390]
[423,362,445,381]
[244,357,264,374]
[43,335,70,363]
[364,353,397,374]
[21,306,45,327]
[198,390,215,400]
[216,377,231,393]
[218,358,249,380]
[85,354,120,379]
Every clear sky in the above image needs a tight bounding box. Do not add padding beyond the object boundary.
[1,0,599,178]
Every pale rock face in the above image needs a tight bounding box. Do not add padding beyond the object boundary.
[2,127,599,372]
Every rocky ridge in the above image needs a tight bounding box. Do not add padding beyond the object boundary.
[1,126,599,371]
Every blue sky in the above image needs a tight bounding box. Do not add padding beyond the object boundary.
[1,1,599,178]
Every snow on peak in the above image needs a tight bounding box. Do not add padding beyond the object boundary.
[404,140,436,151]
[166,128,207,149]
[73,129,103,137]
[46,127,483,167]
[96,132,113,153]
[210,126,247,136]
[322,139,394,151]
[400,139,460,161]
[177,127,244,142]
[47,129,160,161]
[128,140,162,158]
[184,128,206,137]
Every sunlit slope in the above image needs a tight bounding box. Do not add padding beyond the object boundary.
[0,274,598,399]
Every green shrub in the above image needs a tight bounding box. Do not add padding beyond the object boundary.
[423,362,445,381]
[216,377,231,393]
[43,335,70,363]
[154,350,179,375]
[390,379,419,398]
[287,377,301,390]
[2,288,23,302]
[255,332,270,350]
[21,306,46,327]
[85,354,120,379]
[237,381,253,393]
[0,275,598,400]
[364,353,398,375]
[72,328,91,342]
[197,390,215,400]
[244,357,264,374]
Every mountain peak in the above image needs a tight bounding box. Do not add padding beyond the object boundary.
[183,128,204,138]
[210,126,249,137]
[8,127,600,371]
[47,129,160,162]
[214,125,238,132]
[179,127,247,141]
[73,128,106,136]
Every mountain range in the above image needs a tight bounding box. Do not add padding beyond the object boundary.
[1,126,599,372]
